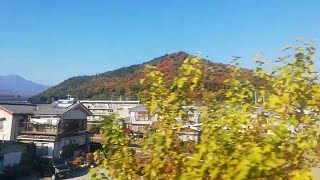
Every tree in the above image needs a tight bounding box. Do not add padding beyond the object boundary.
[92,115,139,180]
[94,42,320,179]
[182,42,320,179]
[139,57,204,179]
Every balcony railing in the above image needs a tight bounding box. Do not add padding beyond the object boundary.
[20,122,86,136]
[21,123,58,135]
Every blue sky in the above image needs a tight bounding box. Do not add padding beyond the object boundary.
[0,0,319,85]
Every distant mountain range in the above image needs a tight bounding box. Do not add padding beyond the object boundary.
[0,75,50,98]
[33,52,255,103]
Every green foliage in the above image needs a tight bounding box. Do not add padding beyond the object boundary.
[139,57,204,179]
[182,42,320,179]
[89,124,102,133]
[92,114,139,180]
[94,42,320,179]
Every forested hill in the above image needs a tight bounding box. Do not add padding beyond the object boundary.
[32,52,254,103]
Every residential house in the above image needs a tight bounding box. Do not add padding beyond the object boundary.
[126,105,203,141]
[80,100,140,124]
[174,106,202,142]
[80,100,140,144]
[127,106,156,133]
[0,95,93,158]
[176,123,202,142]
[17,100,93,157]
[0,104,37,141]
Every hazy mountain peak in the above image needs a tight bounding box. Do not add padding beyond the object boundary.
[0,75,50,98]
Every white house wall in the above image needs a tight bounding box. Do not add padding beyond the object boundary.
[61,135,87,146]
[34,142,55,157]
[54,135,87,157]
[117,108,131,119]
[11,115,25,141]
[63,108,88,120]
[25,135,87,158]
[178,132,200,142]
[0,109,13,141]
[129,111,154,125]
[81,101,140,120]
[116,105,140,118]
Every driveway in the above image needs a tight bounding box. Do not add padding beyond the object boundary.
[14,168,320,180]
[65,168,109,180]
[15,167,108,180]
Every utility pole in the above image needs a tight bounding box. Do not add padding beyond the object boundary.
[254,91,258,104]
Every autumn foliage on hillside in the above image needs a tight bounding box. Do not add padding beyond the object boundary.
[33,51,254,102]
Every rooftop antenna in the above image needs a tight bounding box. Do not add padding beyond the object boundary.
[196,50,203,55]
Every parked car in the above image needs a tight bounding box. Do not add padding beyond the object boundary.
[0,172,12,180]
[39,156,70,180]
[129,144,142,154]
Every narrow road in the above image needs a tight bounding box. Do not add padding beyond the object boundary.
[16,167,109,180]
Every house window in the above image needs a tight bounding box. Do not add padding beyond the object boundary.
[138,125,145,132]
[80,119,86,130]
[135,112,150,121]
[0,118,6,131]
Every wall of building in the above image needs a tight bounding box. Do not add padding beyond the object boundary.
[178,131,200,142]
[128,111,156,133]
[11,115,29,141]
[23,135,87,158]
[54,135,87,158]
[0,142,35,173]
[81,101,140,121]
[117,106,139,118]
[0,109,13,141]
[3,152,21,167]
[131,124,148,132]
[17,138,55,157]
[11,116,20,141]
[61,108,88,132]
[61,135,87,146]
[129,111,155,125]
[34,142,55,157]
[0,109,32,141]
[63,107,88,120]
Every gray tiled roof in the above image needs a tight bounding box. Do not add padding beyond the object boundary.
[0,104,37,114]
[116,117,130,124]
[129,106,147,112]
[1,102,92,116]
[35,102,81,115]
